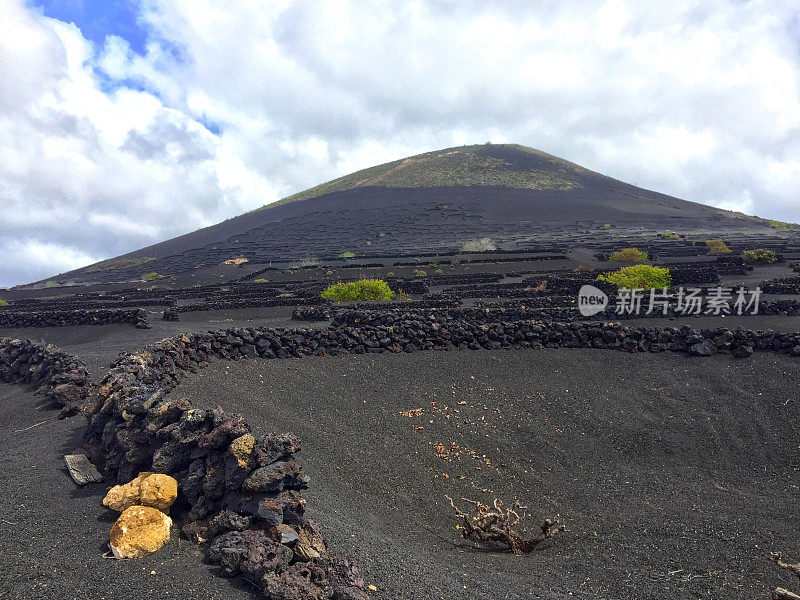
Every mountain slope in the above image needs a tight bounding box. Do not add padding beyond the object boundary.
[40,143,761,285]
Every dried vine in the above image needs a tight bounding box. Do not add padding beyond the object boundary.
[446,496,564,555]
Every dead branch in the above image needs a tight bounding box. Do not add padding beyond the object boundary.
[772,552,800,580]
[774,588,800,600]
[446,495,564,555]
[772,552,800,600]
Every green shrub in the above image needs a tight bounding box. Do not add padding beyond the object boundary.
[602,223,612,230]
[461,237,496,252]
[609,248,649,263]
[45,280,60,288]
[325,270,333,277]
[769,219,800,230]
[386,272,395,278]
[597,265,672,290]
[413,269,427,277]
[321,279,395,302]
[338,251,355,259]
[705,239,732,254]
[659,230,680,240]
[0,299,9,307]
[253,278,268,283]
[141,272,159,281]
[742,249,778,266]
[434,268,444,275]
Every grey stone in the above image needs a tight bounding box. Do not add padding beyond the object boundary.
[64,453,103,485]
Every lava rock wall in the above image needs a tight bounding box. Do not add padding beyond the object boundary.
[0,308,150,329]
[0,337,91,417]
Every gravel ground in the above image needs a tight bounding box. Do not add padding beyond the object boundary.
[175,349,800,600]
[2,325,800,599]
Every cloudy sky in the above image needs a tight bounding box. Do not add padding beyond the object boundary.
[1,0,799,287]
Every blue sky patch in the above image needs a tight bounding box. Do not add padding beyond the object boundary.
[32,0,148,54]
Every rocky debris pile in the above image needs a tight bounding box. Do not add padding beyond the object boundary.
[175,296,319,313]
[667,265,721,285]
[81,333,367,599]
[162,307,180,322]
[385,278,428,295]
[327,308,800,358]
[0,337,90,418]
[134,310,150,329]
[292,299,461,320]
[292,306,333,321]
[761,277,800,295]
[0,308,149,329]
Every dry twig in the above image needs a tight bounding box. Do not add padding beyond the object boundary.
[771,552,800,600]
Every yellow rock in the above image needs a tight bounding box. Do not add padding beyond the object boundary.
[103,472,178,513]
[139,473,178,512]
[109,505,172,559]
[229,433,255,468]
[103,472,153,512]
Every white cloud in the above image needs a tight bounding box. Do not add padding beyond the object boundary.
[1,0,800,286]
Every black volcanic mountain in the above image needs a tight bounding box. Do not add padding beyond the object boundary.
[55,143,759,283]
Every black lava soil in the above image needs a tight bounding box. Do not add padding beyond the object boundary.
[174,349,800,600]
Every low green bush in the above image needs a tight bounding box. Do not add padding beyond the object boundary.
[609,248,649,263]
[253,278,268,283]
[141,272,159,281]
[338,251,355,259]
[413,269,427,277]
[742,249,778,266]
[705,239,732,254]
[45,280,60,288]
[434,268,444,275]
[659,230,680,240]
[769,219,800,230]
[602,223,612,230]
[386,272,395,278]
[597,265,672,290]
[321,279,395,302]
[0,299,9,306]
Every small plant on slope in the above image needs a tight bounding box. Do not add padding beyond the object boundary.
[609,248,649,263]
[742,249,778,266]
[461,237,497,252]
[321,279,395,302]
[705,239,732,254]
[597,265,672,290]
[446,496,565,555]
[0,299,9,307]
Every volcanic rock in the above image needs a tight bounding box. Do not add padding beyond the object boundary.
[103,472,178,513]
[64,453,103,486]
[109,505,172,559]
